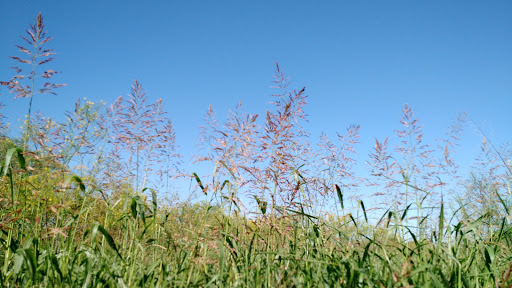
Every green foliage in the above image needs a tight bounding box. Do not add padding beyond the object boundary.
[1,167,511,287]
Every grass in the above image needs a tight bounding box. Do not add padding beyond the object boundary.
[1,13,512,287]
[0,151,511,287]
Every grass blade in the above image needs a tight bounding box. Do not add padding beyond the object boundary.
[336,184,344,210]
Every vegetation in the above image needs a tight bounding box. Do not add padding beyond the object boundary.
[0,13,511,287]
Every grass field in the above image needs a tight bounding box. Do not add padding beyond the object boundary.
[1,155,511,287]
[1,13,511,287]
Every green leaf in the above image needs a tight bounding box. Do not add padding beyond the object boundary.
[349,214,358,228]
[223,233,238,259]
[16,149,25,170]
[141,219,156,239]
[68,175,86,192]
[50,254,63,282]
[248,233,256,262]
[131,197,138,219]
[497,217,506,242]
[359,200,368,223]
[286,208,318,220]
[404,226,418,249]
[438,202,444,244]
[336,184,344,210]
[361,240,373,265]
[387,211,393,228]
[401,204,413,222]
[496,191,510,216]
[143,187,158,218]
[93,223,123,261]
[3,147,25,176]
[253,196,267,215]
[220,180,229,192]
[23,248,37,281]
[192,173,206,194]
[376,208,390,227]
[313,224,320,238]
[13,253,23,277]
[484,246,494,271]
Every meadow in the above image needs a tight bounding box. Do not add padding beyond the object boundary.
[0,13,511,287]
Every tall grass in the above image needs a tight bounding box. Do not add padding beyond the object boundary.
[1,162,511,287]
[0,13,511,287]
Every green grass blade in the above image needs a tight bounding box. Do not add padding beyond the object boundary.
[336,184,344,210]
[93,224,124,261]
[68,175,86,192]
[439,201,444,244]
[3,147,25,176]
[495,191,510,216]
[401,204,413,222]
[192,172,206,194]
[359,200,368,223]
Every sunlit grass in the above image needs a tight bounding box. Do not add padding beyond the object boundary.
[0,150,511,287]
[0,12,511,288]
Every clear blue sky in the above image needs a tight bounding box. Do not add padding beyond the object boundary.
[1,1,511,187]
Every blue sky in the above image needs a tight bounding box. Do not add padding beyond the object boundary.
[1,1,511,200]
